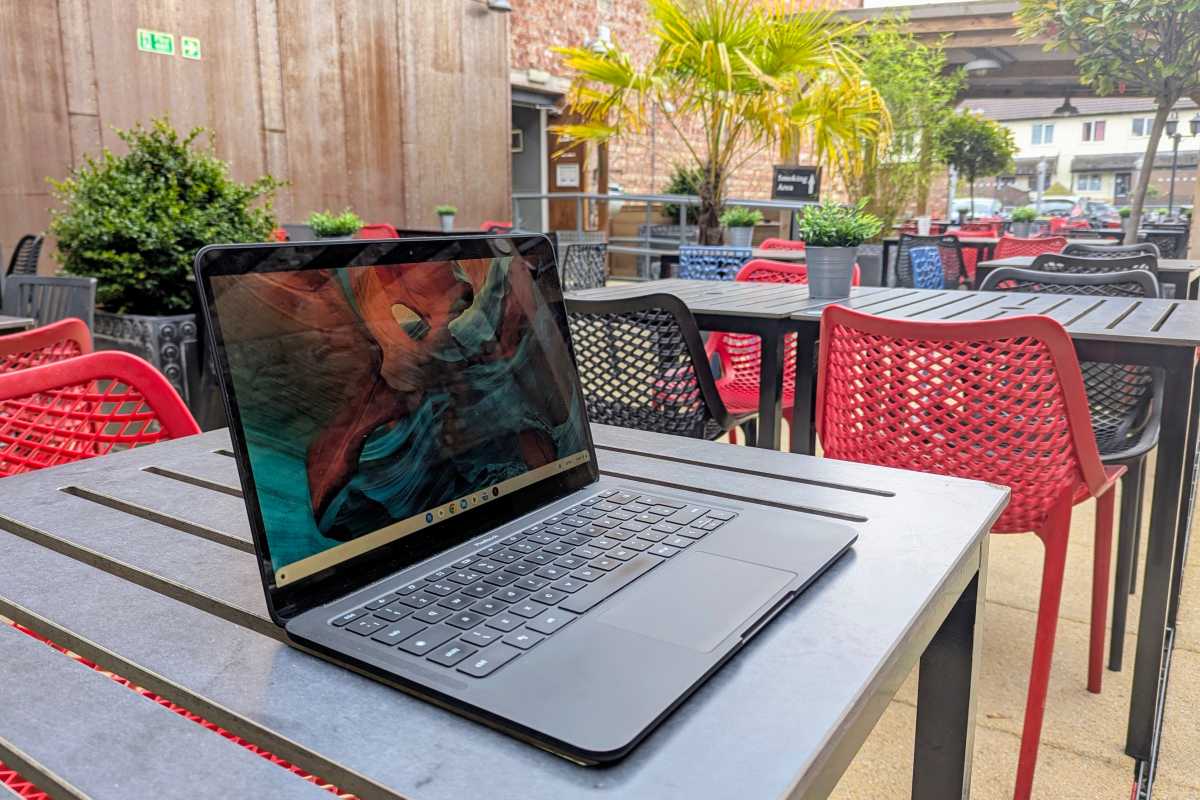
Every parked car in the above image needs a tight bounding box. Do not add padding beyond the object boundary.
[951,197,1004,220]
[1037,197,1082,217]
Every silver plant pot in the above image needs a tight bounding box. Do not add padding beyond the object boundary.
[1010,221,1033,237]
[440,214,456,232]
[805,245,858,299]
[725,226,753,247]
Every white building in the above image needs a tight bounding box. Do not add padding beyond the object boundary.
[965,97,1200,209]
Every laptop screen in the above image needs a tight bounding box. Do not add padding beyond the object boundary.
[202,237,594,595]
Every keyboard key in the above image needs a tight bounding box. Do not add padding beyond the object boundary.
[483,571,518,587]
[471,561,500,573]
[457,645,521,677]
[424,569,452,581]
[373,604,412,622]
[446,611,485,630]
[639,496,686,509]
[638,529,667,543]
[556,555,585,569]
[509,542,538,554]
[572,567,603,582]
[560,533,589,546]
[461,626,502,647]
[485,614,524,632]
[347,617,387,636]
[439,595,470,611]
[414,606,452,624]
[664,536,694,549]
[398,626,457,655]
[536,565,569,580]
[542,542,571,555]
[505,561,536,576]
[452,557,477,568]
[547,524,574,536]
[578,509,604,520]
[543,515,564,525]
[424,582,457,597]
[589,537,621,550]
[461,582,494,599]
[531,589,566,605]
[675,527,708,540]
[564,505,584,515]
[581,496,602,506]
[648,506,678,517]
[693,518,726,531]
[560,517,588,528]
[574,546,603,560]
[625,502,650,514]
[472,599,507,616]
[589,518,619,529]
[524,552,554,565]
[371,619,427,645]
[608,548,637,561]
[396,581,425,595]
[525,523,546,533]
[612,492,639,505]
[515,576,548,591]
[609,509,635,521]
[477,545,503,557]
[528,533,557,545]
[492,587,529,603]
[589,557,620,571]
[500,534,524,546]
[428,642,476,666]
[449,571,482,585]
[363,596,393,611]
[665,506,707,525]
[649,544,681,558]
[552,578,585,593]
[526,610,577,636]
[634,513,660,524]
[490,551,519,564]
[398,592,438,609]
[561,555,662,614]
[706,510,736,521]
[331,609,367,627]
[597,489,617,498]
[504,630,546,649]
[593,501,619,512]
[510,601,547,618]
[624,538,652,551]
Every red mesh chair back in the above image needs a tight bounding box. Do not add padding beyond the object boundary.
[270,227,288,242]
[759,238,805,251]
[994,234,1067,259]
[357,223,399,238]
[0,351,200,477]
[480,220,512,233]
[816,307,1109,533]
[0,318,92,374]
[958,220,1001,236]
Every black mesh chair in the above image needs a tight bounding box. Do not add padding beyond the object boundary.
[979,267,1163,673]
[6,234,44,277]
[1029,251,1158,276]
[1142,230,1182,258]
[566,294,751,440]
[1061,241,1160,259]
[558,243,608,291]
[894,233,963,289]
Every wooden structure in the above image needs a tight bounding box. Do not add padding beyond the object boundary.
[0,1,512,269]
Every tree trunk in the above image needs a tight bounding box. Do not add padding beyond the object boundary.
[969,176,976,221]
[1190,93,1200,259]
[915,129,933,216]
[697,165,724,245]
[1128,103,1173,244]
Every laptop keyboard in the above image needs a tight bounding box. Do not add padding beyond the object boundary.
[329,489,736,678]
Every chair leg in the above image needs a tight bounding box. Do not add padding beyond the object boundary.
[1127,458,1146,595]
[729,426,739,445]
[1109,463,1142,671]
[1089,489,1115,694]
[1015,506,1071,800]
[741,418,758,447]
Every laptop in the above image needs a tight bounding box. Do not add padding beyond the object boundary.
[194,234,856,764]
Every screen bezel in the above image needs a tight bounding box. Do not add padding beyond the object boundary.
[194,234,599,624]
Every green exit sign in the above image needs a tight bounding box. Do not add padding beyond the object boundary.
[181,36,201,60]
[137,28,175,56]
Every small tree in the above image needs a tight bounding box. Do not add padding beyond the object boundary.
[553,0,886,244]
[1018,0,1200,242]
[936,111,1015,219]
[843,17,962,235]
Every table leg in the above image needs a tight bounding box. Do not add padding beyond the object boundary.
[1169,358,1200,629]
[1127,352,1195,760]
[912,543,986,800]
[788,325,819,456]
[753,325,784,450]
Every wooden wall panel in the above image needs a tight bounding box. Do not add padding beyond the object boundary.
[0,1,72,271]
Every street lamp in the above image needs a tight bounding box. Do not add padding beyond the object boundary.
[1165,114,1187,216]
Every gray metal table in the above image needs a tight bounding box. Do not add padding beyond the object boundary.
[976,255,1200,301]
[0,315,34,332]
[0,424,1006,799]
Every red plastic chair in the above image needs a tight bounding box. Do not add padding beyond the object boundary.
[958,220,1002,236]
[269,227,288,242]
[0,351,200,478]
[480,220,512,233]
[357,223,399,239]
[759,237,805,251]
[0,318,93,374]
[993,235,1068,260]
[707,260,859,443]
[816,307,1122,800]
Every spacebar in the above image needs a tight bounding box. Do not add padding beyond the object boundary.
[560,555,663,613]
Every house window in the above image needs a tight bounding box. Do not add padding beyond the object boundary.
[1032,123,1054,145]
[1132,117,1154,137]
[1081,120,1106,142]
[1115,172,1132,196]
[1076,173,1102,191]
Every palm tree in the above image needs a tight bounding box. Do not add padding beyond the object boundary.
[553,0,887,244]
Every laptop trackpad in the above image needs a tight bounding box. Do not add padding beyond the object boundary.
[595,551,795,652]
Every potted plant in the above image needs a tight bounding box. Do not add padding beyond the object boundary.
[1010,205,1038,237]
[308,208,362,239]
[796,201,883,299]
[719,206,764,247]
[436,204,458,232]
[49,117,280,429]
[1119,206,1133,237]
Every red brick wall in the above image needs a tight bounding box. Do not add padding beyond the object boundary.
[509,0,855,200]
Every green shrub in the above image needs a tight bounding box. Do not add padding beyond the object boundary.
[662,163,704,224]
[308,209,363,237]
[719,207,764,227]
[435,204,458,216]
[1010,206,1037,222]
[796,201,883,248]
[1119,206,1133,218]
[49,117,281,315]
